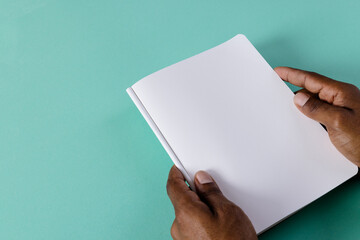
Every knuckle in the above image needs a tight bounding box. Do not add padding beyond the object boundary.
[349,83,358,89]
[217,202,239,217]
[305,71,320,80]
[176,197,190,209]
[202,186,222,199]
[170,221,177,238]
[335,86,349,97]
[174,200,193,217]
[347,83,358,91]
[333,84,358,104]
[307,99,323,114]
[166,181,170,195]
[345,84,360,98]
[307,71,316,75]
[166,179,175,195]
[174,209,188,223]
[223,202,237,212]
[332,111,347,129]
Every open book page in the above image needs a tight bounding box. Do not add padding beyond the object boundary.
[127,35,357,233]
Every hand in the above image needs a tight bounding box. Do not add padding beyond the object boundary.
[166,166,257,240]
[275,67,360,166]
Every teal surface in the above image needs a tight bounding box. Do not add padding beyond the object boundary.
[1,1,360,239]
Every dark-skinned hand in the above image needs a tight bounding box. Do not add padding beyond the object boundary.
[167,166,257,240]
[166,67,360,240]
[275,67,360,166]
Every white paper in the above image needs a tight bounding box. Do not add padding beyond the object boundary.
[127,35,357,233]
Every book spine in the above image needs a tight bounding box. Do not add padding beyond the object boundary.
[126,87,195,190]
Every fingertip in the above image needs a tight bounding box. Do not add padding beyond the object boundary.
[274,66,284,71]
[274,66,292,80]
[274,66,288,73]
[169,165,184,179]
[195,171,214,185]
[294,92,310,107]
[194,171,221,196]
[167,166,199,207]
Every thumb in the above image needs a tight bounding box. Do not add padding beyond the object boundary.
[293,91,346,129]
[194,171,229,212]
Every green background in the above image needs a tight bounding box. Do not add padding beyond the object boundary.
[1,0,360,239]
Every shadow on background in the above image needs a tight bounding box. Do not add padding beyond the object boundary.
[259,173,360,240]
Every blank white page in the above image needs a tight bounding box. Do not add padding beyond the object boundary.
[127,35,357,233]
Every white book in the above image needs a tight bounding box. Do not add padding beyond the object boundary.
[126,34,357,234]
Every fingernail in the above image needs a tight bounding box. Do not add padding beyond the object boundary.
[196,171,213,184]
[294,92,310,107]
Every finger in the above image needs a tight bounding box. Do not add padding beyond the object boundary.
[166,166,200,211]
[170,221,180,240]
[194,171,230,214]
[275,67,359,109]
[294,91,351,130]
[295,89,327,130]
